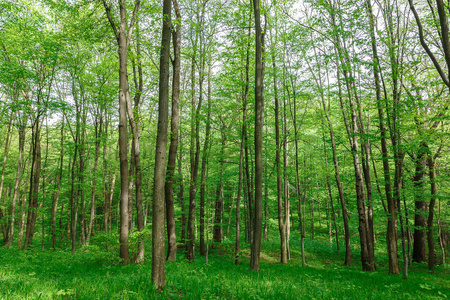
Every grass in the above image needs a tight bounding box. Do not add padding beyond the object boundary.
[0,233,449,299]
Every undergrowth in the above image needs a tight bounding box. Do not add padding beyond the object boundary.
[0,233,449,299]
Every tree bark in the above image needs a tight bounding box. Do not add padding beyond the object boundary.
[51,117,64,249]
[412,147,427,263]
[366,0,399,274]
[250,0,264,271]
[152,0,170,289]
[8,123,25,247]
[165,0,181,262]
[200,66,212,255]
[24,113,41,249]
[102,0,141,263]
[427,154,437,271]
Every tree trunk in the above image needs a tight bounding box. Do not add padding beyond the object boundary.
[165,0,181,262]
[152,0,170,289]
[24,114,41,250]
[250,0,264,271]
[178,105,186,245]
[87,115,99,244]
[102,0,141,263]
[412,148,427,263]
[366,0,399,274]
[186,20,201,261]
[0,114,12,242]
[427,154,437,271]
[200,65,212,255]
[7,123,25,247]
[272,41,287,264]
[213,131,226,244]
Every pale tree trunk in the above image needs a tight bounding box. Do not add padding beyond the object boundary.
[250,0,264,271]
[213,129,226,244]
[186,17,202,261]
[50,117,64,249]
[236,26,251,264]
[272,36,287,263]
[87,114,100,244]
[152,0,170,289]
[18,182,28,248]
[79,102,87,246]
[200,66,212,256]
[178,105,186,244]
[102,113,110,232]
[102,0,141,263]
[41,117,50,249]
[127,25,144,263]
[8,123,25,247]
[165,0,181,262]
[69,78,80,254]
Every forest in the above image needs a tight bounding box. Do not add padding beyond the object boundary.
[0,0,449,298]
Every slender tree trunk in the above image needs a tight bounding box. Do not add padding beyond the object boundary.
[0,114,12,242]
[178,105,186,244]
[79,104,87,246]
[24,113,41,250]
[152,0,170,288]
[272,43,287,264]
[102,0,141,263]
[186,19,201,261]
[250,0,264,271]
[8,124,25,247]
[427,154,437,271]
[366,0,399,274]
[165,0,181,262]
[87,116,99,244]
[236,28,250,262]
[213,131,226,244]
[412,148,427,263]
[200,66,212,255]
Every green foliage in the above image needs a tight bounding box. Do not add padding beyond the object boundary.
[0,239,449,299]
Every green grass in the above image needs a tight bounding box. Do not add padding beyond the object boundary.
[0,234,449,299]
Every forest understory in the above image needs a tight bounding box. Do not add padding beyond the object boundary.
[1,229,449,299]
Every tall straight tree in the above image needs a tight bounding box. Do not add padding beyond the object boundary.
[101,0,141,263]
[250,0,264,271]
[365,0,399,274]
[165,0,181,262]
[152,0,171,289]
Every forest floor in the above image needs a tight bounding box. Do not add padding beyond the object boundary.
[0,233,449,299]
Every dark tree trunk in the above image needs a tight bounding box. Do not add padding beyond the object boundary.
[152,0,171,289]
[427,154,437,271]
[250,0,264,271]
[412,148,427,263]
[366,0,399,274]
[24,114,41,250]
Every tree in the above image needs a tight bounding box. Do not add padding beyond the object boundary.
[152,0,171,289]
[101,0,141,263]
[250,0,264,272]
